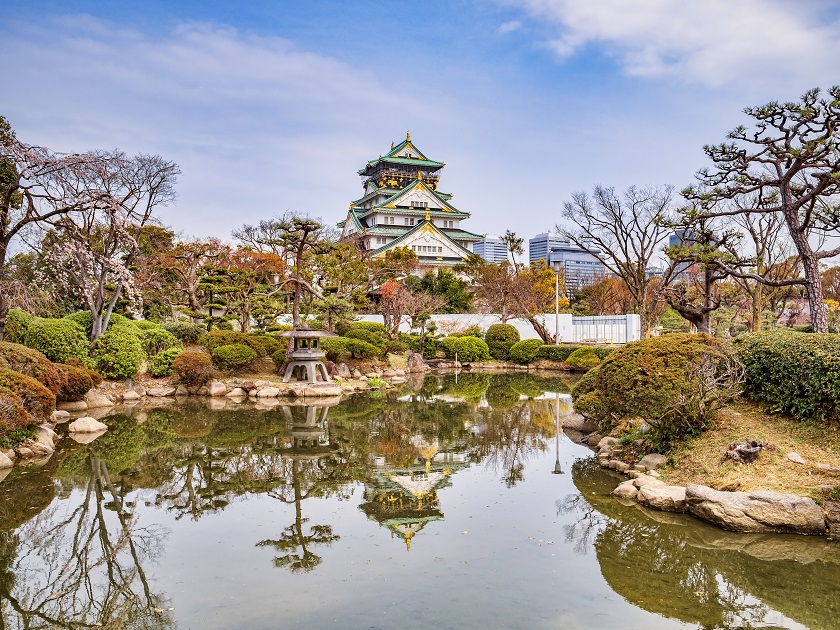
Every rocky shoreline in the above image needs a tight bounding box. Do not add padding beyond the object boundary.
[593,436,840,538]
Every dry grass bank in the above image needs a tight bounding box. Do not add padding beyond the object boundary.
[661,399,840,498]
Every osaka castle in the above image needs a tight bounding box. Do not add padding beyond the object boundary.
[338,133,482,268]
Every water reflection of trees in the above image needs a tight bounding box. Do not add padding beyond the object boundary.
[0,448,172,629]
[565,457,840,630]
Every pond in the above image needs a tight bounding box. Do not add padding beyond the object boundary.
[1,373,838,629]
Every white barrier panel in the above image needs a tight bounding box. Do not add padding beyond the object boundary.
[352,313,641,343]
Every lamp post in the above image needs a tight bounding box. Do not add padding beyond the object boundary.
[551,257,563,345]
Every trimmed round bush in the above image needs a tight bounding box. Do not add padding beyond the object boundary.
[337,320,386,336]
[149,347,184,377]
[485,324,520,360]
[211,343,257,371]
[163,320,206,343]
[0,386,29,432]
[0,341,65,394]
[199,331,267,357]
[55,363,94,402]
[386,339,409,354]
[320,337,350,361]
[65,358,103,386]
[449,325,483,339]
[564,347,601,372]
[93,326,145,380]
[571,333,742,449]
[508,339,543,364]
[143,328,183,357]
[440,336,491,362]
[23,318,90,365]
[345,327,387,354]
[5,309,34,344]
[0,368,55,424]
[271,348,288,372]
[346,338,381,359]
[172,351,213,386]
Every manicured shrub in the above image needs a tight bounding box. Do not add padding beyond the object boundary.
[211,343,257,371]
[346,338,381,359]
[23,318,90,365]
[449,325,483,339]
[0,387,29,433]
[564,347,601,372]
[345,327,387,354]
[0,368,55,424]
[536,344,578,362]
[55,363,94,402]
[65,358,103,386]
[508,339,543,364]
[172,351,213,386]
[320,337,350,361]
[271,348,288,372]
[386,339,409,354]
[5,309,34,344]
[736,330,840,422]
[440,336,491,362]
[485,324,520,360]
[571,334,742,449]
[0,342,65,394]
[163,320,206,343]
[143,328,183,357]
[133,320,161,331]
[199,331,267,357]
[252,333,283,356]
[149,347,184,378]
[93,326,145,380]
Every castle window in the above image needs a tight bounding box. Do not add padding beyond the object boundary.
[377,237,387,245]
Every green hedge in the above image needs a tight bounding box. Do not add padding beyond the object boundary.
[211,343,257,371]
[163,321,206,343]
[344,327,387,354]
[440,336,491,362]
[572,334,741,449]
[737,330,840,422]
[94,326,145,380]
[485,324,519,360]
[143,328,183,357]
[537,344,615,362]
[23,318,90,365]
[508,339,543,364]
[199,330,267,357]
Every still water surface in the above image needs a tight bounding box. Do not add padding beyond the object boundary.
[1,373,838,629]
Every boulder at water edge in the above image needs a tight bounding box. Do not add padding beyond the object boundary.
[68,417,109,433]
[685,485,826,534]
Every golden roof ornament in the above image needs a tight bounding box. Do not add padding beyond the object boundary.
[391,141,395,149]
[425,209,430,221]
[417,170,423,181]
[406,131,411,142]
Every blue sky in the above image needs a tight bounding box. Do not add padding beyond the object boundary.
[3,0,840,249]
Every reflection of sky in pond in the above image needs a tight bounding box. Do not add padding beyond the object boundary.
[1,373,837,630]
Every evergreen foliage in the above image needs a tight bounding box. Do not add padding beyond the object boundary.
[55,363,94,402]
[0,368,55,425]
[93,326,145,379]
[23,318,90,365]
[149,347,184,377]
[0,342,65,394]
[172,351,213,386]
[211,343,257,371]
[484,324,520,360]
[440,336,491,362]
[564,347,602,372]
[508,339,543,364]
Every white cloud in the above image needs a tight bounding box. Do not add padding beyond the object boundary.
[508,0,840,87]
[498,20,522,34]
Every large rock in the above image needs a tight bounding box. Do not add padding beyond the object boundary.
[122,390,142,401]
[57,400,88,412]
[52,409,71,422]
[146,386,176,397]
[633,475,666,489]
[303,383,343,397]
[637,453,667,471]
[175,384,190,396]
[256,387,280,398]
[29,441,54,456]
[685,484,826,534]
[637,485,687,512]
[612,480,638,500]
[337,363,352,379]
[406,353,430,373]
[207,381,227,397]
[35,425,57,447]
[0,451,12,469]
[68,417,109,433]
[84,391,115,409]
[227,387,246,398]
[562,413,597,432]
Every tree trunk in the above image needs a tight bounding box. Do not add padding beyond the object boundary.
[786,213,828,332]
[527,315,553,344]
[750,283,763,332]
[0,241,7,342]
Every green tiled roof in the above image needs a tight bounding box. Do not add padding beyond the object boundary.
[369,219,474,258]
[373,180,466,215]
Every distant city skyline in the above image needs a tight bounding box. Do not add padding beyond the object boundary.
[3,1,840,246]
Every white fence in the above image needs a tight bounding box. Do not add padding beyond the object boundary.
[354,313,641,344]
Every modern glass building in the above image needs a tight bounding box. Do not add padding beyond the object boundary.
[474,236,510,264]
